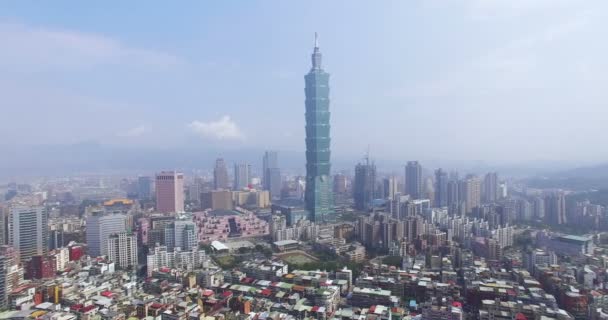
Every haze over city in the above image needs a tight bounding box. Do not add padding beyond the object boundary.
[4,2,608,320]
[2,0,608,177]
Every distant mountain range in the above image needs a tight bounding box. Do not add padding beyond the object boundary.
[525,163,608,191]
[0,142,305,178]
[1,142,605,183]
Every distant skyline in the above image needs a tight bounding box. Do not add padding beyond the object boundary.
[2,1,608,169]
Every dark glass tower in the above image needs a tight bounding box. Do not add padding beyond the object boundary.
[304,33,333,222]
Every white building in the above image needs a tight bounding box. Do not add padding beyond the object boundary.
[146,246,207,276]
[107,232,138,269]
[492,225,514,249]
[8,206,48,262]
[164,218,198,251]
[53,247,70,272]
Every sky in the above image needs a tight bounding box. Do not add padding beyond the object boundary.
[1,0,608,170]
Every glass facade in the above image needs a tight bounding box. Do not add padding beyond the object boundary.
[304,40,334,222]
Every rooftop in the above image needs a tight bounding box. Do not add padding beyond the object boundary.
[274,240,299,246]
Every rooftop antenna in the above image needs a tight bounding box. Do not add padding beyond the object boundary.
[364,145,371,165]
[314,32,319,48]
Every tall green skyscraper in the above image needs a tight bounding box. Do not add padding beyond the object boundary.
[304,33,334,222]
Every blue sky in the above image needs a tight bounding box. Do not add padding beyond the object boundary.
[1,1,607,166]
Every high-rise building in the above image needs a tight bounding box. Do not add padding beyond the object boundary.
[447,180,460,210]
[233,163,251,190]
[262,151,278,186]
[545,192,567,225]
[0,206,6,246]
[86,212,127,258]
[405,161,422,199]
[137,176,152,201]
[333,174,347,194]
[8,206,48,263]
[532,197,545,219]
[263,151,282,200]
[0,256,6,308]
[213,158,230,190]
[155,171,185,213]
[434,169,449,208]
[107,232,138,269]
[383,176,398,200]
[353,159,376,211]
[267,168,282,201]
[164,219,198,251]
[424,177,435,206]
[304,33,333,222]
[464,175,481,214]
[483,172,499,203]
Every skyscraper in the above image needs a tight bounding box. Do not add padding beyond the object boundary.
[434,169,449,207]
[333,174,347,194]
[262,151,278,186]
[86,212,127,258]
[0,206,5,246]
[383,176,398,200]
[405,161,422,199]
[483,172,499,203]
[304,33,333,222]
[155,171,185,213]
[137,176,152,201]
[545,192,567,225]
[8,206,48,263]
[263,151,282,200]
[267,168,282,200]
[213,158,229,190]
[447,179,462,215]
[234,163,251,190]
[0,256,6,308]
[353,159,376,211]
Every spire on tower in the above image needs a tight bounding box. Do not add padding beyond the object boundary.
[311,32,322,70]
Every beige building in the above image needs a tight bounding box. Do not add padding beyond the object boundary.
[201,190,233,210]
[232,189,270,208]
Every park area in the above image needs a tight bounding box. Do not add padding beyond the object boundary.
[275,251,319,265]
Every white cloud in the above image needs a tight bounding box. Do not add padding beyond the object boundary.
[118,125,148,138]
[188,116,244,140]
[0,21,182,70]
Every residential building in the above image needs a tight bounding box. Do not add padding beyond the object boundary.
[353,159,376,211]
[107,232,138,269]
[405,161,422,199]
[435,168,449,208]
[483,172,498,203]
[464,175,481,214]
